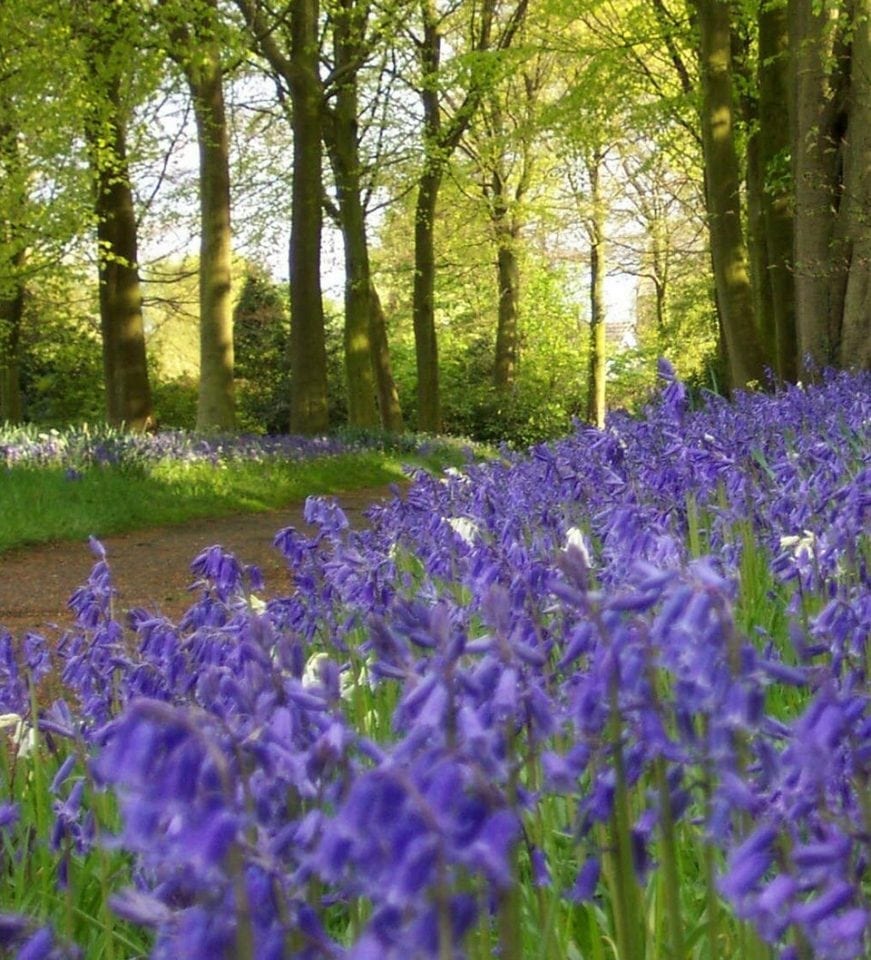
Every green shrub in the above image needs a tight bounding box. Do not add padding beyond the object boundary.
[19,307,105,425]
[151,376,198,429]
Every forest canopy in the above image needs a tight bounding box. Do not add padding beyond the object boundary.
[0,0,867,443]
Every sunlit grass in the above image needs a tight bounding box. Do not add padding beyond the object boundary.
[0,447,470,553]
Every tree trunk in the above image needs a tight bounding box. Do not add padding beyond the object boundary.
[0,112,25,424]
[412,2,444,434]
[758,0,797,380]
[0,260,25,424]
[325,0,379,430]
[586,156,607,428]
[340,207,380,430]
[489,165,521,391]
[745,127,776,367]
[788,0,851,375]
[693,0,768,388]
[483,86,533,392]
[413,167,442,432]
[732,22,777,371]
[289,0,329,434]
[79,4,152,431]
[85,84,153,431]
[838,0,871,371]
[494,231,520,390]
[369,281,404,432]
[410,0,529,432]
[187,38,235,431]
[651,221,670,333]
[92,154,153,430]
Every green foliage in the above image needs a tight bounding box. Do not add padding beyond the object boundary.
[151,375,198,429]
[231,267,349,434]
[17,285,105,426]
[388,251,588,446]
[609,264,721,413]
[324,307,349,430]
[142,259,200,382]
[233,266,291,433]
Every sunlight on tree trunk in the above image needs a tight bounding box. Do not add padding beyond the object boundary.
[758,0,796,381]
[789,0,851,375]
[0,112,25,424]
[0,268,24,424]
[86,111,153,430]
[693,0,767,388]
[189,40,235,432]
[838,0,871,371]
[289,0,329,434]
[325,0,380,430]
[413,168,442,431]
[79,3,153,431]
[369,282,404,432]
[494,235,520,391]
[586,155,607,429]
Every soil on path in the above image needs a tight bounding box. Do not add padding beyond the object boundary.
[0,485,397,638]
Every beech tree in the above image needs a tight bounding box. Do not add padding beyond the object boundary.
[74,0,154,430]
[757,0,796,380]
[159,0,236,431]
[0,96,26,423]
[790,0,870,375]
[322,0,406,431]
[408,0,530,432]
[684,0,870,382]
[235,0,329,434]
[2,0,867,439]
[461,53,547,392]
[690,0,768,389]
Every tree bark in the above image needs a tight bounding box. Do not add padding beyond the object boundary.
[90,139,153,430]
[289,0,329,434]
[0,256,25,424]
[78,3,152,431]
[160,0,235,430]
[412,1,445,433]
[586,155,606,428]
[232,0,329,433]
[483,86,533,392]
[788,0,851,375]
[838,0,871,371]
[494,217,521,390]
[369,281,404,432]
[413,166,442,431]
[758,0,797,380]
[0,113,25,424]
[187,36,235,431]
[324,0,379,430]
[693,0,768,388]
[745,124,776,367]
[732,21,777,370]
[651,221,670,333]
[84,92,152,428]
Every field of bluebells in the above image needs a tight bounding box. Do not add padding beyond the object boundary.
[0,363,868,960]
[0,423,425,473]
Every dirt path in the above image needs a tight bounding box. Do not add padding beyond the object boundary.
[0,485,396,637]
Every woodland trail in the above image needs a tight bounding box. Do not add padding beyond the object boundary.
[0,484,396,637]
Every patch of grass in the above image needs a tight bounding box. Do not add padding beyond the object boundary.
[0,447,469,554]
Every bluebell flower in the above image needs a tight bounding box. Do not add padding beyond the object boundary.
[719,823,778,900]
[568,857,601,902]
[0,801,18,836]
